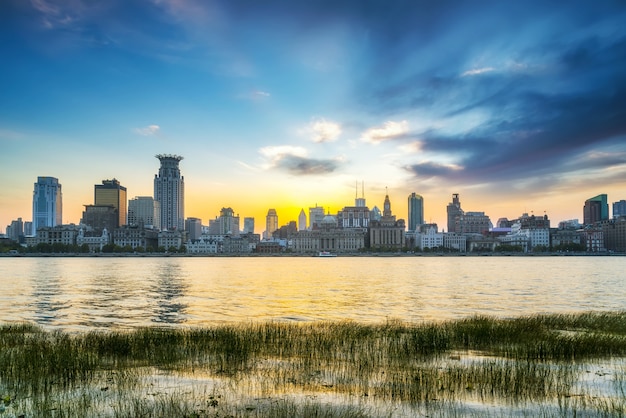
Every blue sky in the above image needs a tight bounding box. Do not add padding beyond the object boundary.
[1,0,625,232]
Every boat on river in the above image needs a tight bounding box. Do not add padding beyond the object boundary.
[318,251,337,257]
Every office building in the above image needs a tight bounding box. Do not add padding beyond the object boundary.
[32,176,62,233]
[308,205,325,229]
[185,217,203,241]
[243,217,255,234]
[81,205,118,233]
[583,194,608,225]
[446,193,463,233]
[154,154,185,231]
[95,179,127,227]
[264,209,278,239]
[407,192,424,231]
[128,196,160,228]
[613,200,626,218]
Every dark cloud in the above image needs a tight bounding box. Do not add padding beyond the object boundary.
[274,155,341,176]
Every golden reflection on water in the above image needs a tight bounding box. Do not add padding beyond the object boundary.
[1,256,625,330]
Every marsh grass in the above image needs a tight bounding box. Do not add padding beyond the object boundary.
[1,312,625,417]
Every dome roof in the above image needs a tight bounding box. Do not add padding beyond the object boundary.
[321,214,337,224]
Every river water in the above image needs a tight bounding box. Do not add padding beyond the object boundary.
[1,256,625,331]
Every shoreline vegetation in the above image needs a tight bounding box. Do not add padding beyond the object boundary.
[1,312,626,417]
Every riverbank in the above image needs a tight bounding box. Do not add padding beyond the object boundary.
[1,312,625,417]
[1,251,620,257]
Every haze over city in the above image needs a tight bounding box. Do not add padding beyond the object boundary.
[1,0,625,232]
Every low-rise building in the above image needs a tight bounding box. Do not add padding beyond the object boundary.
[158,230,186,250]
[113,226,158,250]
[77,228,109,252]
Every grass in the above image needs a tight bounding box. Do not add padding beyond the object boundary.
[1,312,625,416]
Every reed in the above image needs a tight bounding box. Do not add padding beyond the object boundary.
[1,312,625,417]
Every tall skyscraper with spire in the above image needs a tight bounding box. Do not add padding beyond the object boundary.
[407,192,424,232]
[154,154,185,231]
[32,176,62,233]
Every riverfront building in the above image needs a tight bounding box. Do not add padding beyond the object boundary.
[32,176,62,234]
[154,155,185,231]
[94,179,127,227]
[368,193,405,250]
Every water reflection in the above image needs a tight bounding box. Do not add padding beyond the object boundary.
[30,259,71,327]
[2,256,625,331]
[151,260,188,324]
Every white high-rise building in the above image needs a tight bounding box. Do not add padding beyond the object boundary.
[32,176,62,234]
[154,155,185,231]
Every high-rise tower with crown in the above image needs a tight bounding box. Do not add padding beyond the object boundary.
[154,155,185,231]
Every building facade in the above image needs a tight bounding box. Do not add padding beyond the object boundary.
[185,217,203,241]
[128,196,160,229]
[407,192,424,232]
[583,194,608,225]
[613,200,626,219]
[81,205,118,233]
[32,176,62,233]
[243,217,255,234]
[113,226,158,250]
[94,179,127,227]
[368,193,405,250]
[446,193,463,233]
[154,154,185,231]
[291,215,367,253]
[264,208,278,239]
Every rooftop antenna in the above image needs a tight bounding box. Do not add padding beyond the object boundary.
[355,181,358,200]
[362,181,365,199]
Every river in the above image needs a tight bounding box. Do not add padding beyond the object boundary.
[1,255,625,331]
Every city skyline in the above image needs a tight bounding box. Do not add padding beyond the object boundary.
[2,1,626,232]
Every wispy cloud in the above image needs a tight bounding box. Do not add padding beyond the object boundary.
[361,120,408,144]
[461,67,496,77]
[133,125,161,136]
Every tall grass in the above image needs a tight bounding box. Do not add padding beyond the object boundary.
[1,312,625,417]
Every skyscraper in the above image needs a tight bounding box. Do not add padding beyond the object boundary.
[154,154,185,231]
[407,192,424,232]
[447,193,463,233]
[298,209,307,231]
[613,200,626,218]
[265,209,278,239]
[32,176,62,233]
[583,194,608,225]
[95,179,127,227]
[243,217,255,234]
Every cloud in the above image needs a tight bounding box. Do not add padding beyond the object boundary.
[259,145,342,175]
[361,120,409,144]
[133,125,161,136]
[254,90,271,97]
[461,67,496,77]
[304,118,342,143]
[404,161,463,180]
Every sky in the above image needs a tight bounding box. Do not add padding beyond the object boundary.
[1,0,626,234]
